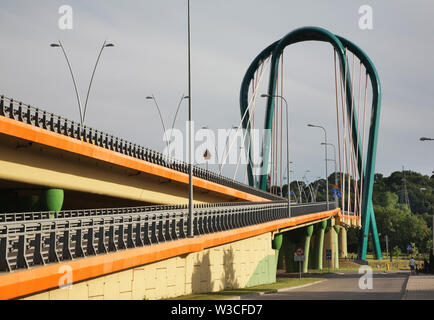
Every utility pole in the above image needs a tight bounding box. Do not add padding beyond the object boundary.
[187,0,193,237]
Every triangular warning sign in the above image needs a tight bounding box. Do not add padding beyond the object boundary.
[203,149,211,160]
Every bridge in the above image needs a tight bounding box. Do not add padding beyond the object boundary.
[0,26,381,300]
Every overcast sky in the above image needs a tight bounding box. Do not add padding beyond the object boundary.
[1,1,433,185]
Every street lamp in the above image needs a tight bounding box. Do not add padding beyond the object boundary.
[169,94,190,142]
[261,93,291,217]
[146,95,170,154]
[308,124,329,209]
[51,40,114,125]
[82,40,114,123]
[321,142,337,204]
[187,0,193,237]
[282,162,293,199]
[50,41,83,125]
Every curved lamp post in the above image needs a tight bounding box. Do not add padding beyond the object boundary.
[322,142,338,204]
[50,41,83,125]
[82,40,114,123]
[169,94,190,142]
[261,93,291,217]
[51,40,114,125]
[146,95,170,154]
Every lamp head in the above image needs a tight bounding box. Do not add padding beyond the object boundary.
[260,94,270,98]
[50,43,60,47]
[104,43,115,47]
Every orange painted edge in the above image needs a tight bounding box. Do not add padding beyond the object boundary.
[0,208,341,300]
[0,116,268,203]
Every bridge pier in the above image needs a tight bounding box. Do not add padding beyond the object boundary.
[302,225,314,273]
[41,188,64,212]
[333,226,340,269]
[314,220,327,270]
[272,233,283,273]
[323,219,340,269]
[338,226,348,258]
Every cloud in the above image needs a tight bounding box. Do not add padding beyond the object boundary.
[0,0,433,182]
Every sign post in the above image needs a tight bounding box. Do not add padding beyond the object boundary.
[294,248,305,280]
[326,249,332,272]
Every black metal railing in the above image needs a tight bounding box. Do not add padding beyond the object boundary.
[0,95,283,201]
[0,201,336,273]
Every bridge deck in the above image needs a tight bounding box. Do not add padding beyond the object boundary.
[0,95,282,204]
[0,202,352,299]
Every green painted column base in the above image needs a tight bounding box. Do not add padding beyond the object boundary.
[333,225,340,269]
[41,189,64,217]
[314,220,327,270]
[302,225,314,273]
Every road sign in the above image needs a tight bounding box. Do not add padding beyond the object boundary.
[294,255,305,262]
[203,149,211,160]
[296,248,304,256]
[406,244,413,252]
[326,249,332,260]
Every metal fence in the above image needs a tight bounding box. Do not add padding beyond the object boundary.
[0,201,335,273]
[0,95,282,201]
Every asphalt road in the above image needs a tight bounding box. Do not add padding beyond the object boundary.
[246,271,409,300]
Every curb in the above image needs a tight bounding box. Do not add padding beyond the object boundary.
[224,279,326,300]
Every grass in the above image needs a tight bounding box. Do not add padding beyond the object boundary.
[166,277,324,300]
[345,252,428,271]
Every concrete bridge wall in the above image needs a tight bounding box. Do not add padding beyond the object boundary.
[22,233,276,300]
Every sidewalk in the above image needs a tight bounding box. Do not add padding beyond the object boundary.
[404,275,434,300]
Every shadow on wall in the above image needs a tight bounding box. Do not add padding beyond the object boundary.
[190,247,239,294]
[222,248,238,290]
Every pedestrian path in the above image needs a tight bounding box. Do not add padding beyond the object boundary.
[404,275,434,300]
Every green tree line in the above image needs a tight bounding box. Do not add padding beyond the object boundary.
[273,170,434,254]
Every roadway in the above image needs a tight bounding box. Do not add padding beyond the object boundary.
[246,271,409,300]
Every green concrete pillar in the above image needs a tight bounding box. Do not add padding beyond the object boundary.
[272,233,283,271]
[272,233,283,250]
[302,225,314,273]
[333,226,340,269]
[41,189,64,217]
[339,227,348,258]
[314,220,327,270]
[323,219,335,269]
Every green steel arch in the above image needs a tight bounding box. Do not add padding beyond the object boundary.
[239,26,382,260]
